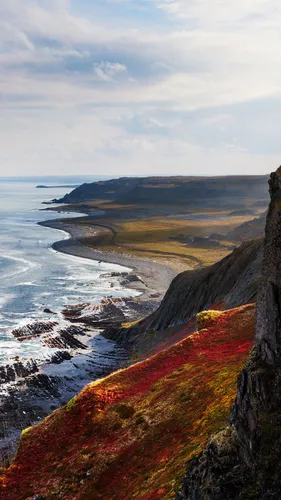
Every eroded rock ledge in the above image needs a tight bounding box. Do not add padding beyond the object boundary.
[177,168,281,500]
[0,297,133,464]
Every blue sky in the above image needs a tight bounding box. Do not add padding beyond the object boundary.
[1,0,281,176]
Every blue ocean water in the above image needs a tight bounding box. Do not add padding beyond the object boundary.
[0,179,134,364]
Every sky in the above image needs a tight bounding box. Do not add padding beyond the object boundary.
[1,0,281,177]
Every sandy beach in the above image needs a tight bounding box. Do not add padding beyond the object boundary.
[39,218,178,303]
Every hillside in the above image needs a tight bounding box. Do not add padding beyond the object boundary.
[104,238,263,353]
[0,304,255,500]
[227,211,266,242]
[54,175,269,210]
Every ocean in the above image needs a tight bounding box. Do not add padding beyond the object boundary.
[0,178,135,365]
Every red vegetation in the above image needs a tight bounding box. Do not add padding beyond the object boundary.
[0,304,255,500]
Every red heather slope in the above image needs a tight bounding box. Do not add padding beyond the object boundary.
[0,305,255,500]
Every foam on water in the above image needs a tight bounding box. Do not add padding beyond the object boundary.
[0,180,138,365]
[50,246,132,273]
[0,254,40,279]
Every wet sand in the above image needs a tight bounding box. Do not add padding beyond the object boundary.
[40,219,178,302]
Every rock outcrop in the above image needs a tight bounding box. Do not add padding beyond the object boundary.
[0,297,132,463]
[177,168,281,500]
[62,298,126,326]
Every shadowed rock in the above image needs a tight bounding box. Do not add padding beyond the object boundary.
[12,322,58,340]
[255,168,281,363]
[0,360,38,384]
[177,167,281,500]
[62,298,126,326]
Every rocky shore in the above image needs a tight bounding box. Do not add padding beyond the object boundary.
[39,218,177,299]
[0,298,128,462]
[0,215,177,464]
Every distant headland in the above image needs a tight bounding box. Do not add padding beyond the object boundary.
[36,184,80,189]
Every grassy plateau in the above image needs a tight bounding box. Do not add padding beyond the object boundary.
[51,200,261,272]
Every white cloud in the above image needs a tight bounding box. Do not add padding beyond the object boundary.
[0,0,281,176]
[93,61,127,82]
[155,0,277,26]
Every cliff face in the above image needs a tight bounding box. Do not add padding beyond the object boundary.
[147,239,263,330]
[177,168,281,500]
[255,170,281,361]
[104,238,263,350]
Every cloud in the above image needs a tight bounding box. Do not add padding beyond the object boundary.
[154,0,278,26]
[93,61,127,82]
[0,0,281,176]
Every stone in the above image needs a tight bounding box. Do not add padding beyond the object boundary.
[43,308,56,314]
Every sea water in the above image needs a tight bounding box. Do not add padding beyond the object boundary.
[0,178,135,364]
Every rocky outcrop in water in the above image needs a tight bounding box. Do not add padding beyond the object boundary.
[62,298,126,326]
[12,321,58,340]
[12,321,87,350]
[0,360,38,384]
[177,168,281,500]
[0,296,134,464]
[11,299,128,354]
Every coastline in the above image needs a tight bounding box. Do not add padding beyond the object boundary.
[39,218,178,303]
[0,214,177,464]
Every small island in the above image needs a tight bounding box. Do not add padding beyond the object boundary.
[36,184,80,189]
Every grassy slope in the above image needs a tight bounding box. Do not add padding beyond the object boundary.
[1,305,255,500]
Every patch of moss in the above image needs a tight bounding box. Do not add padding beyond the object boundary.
[20,427,32,442]
[197,310,223,330]
[66,396,78,412]
[121,319,140,329]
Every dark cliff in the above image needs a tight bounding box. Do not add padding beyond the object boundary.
[177,168,281,500]
[104,238,263,349]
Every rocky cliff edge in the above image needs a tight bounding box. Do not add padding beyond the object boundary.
[177,168,281,500]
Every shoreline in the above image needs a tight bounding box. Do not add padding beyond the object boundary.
[0,214,177,464]
[39,218,178,303]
